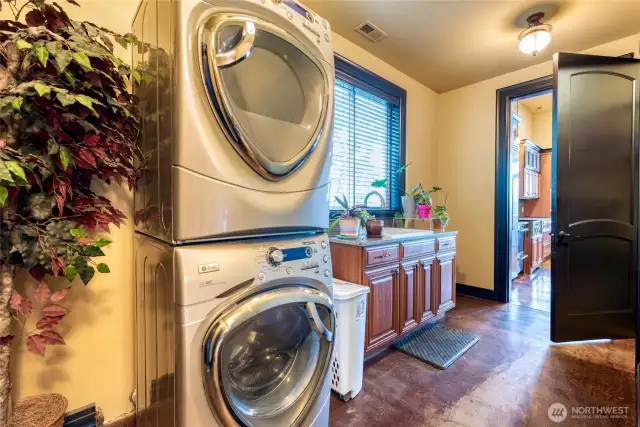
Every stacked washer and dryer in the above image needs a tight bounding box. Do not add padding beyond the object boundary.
[132,0,336,426]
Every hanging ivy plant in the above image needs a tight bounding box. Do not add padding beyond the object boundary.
[0,0,144,423]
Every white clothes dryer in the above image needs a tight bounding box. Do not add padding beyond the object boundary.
[133,0,335,244]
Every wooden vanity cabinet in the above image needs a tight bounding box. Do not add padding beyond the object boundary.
[330,235,457,355]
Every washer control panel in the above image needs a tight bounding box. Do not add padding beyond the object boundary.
[256,234,331,281]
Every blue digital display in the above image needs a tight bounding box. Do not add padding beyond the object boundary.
[282,247,313,262]
[285,0,311,19]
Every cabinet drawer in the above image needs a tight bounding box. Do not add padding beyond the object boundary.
[437,237,456,252]
[365,245,399,268]
[401,239,435,260]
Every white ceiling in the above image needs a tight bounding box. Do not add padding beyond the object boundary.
[304,0,640,93]
[519,92,553,113]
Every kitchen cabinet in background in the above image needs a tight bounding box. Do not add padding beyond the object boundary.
[520,139,541,199]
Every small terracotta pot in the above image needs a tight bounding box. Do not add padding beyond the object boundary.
[433,218,445,231]
[416,204,432,219]
[366,219,384,237]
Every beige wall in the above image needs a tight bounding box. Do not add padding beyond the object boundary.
[532,110,553,149]
[7,4,438,422]
[514,102,534,143]
[435,32,640,290]
[332,33,440,193]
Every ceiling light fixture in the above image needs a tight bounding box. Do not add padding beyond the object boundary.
[518,12,552,56]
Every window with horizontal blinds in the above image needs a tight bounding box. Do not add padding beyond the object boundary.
[329,56,406,214]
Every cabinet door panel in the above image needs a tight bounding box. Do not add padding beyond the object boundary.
[419,257,436,323]
[400,260,420,334]
[436,252,456,313]
[363,265,399,352]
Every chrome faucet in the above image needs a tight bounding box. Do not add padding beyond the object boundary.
[363,191,385,208]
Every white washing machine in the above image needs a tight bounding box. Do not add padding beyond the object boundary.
[134,233,335,427]
[133,0,335,244]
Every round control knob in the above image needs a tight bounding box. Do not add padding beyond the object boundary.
[321,241,327,249]
[324,269,330,278]
[286,267,293,275]
[266,247,284,266]
[258,272,266,281]
[305,247,313,257]
[323,255,329,263]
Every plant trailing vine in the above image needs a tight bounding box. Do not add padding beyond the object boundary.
[0,0,143,423]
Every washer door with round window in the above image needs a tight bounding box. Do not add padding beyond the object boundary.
[203,286,335,427]
[201,13,332,180]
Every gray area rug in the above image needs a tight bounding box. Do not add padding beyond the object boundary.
[393,323,479,369]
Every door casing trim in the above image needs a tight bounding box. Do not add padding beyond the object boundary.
[494,75,553,303]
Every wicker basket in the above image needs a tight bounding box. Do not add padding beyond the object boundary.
[10,394,67,427]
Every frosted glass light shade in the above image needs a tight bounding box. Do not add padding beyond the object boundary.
[518,26,552,56]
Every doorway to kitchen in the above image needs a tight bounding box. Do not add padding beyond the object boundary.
[508,91,553,312]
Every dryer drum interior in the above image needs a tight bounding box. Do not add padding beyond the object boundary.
[202,13,331,179]
[203,287,335,426]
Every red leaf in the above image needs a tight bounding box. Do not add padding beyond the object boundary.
[36,315,65,330]
[77,237,92,245]
[0,138,6,149]
[50,287,70,302]
[56,195,65,217]
[29,265,46,281]
[84,134,100,147]
[0,335,14,346]
[41,304,68,317]
[27,334,47,356]
[10,291,32,316]
[34,281,51,303]
[25,9,46,26]
[51,255,65,278]
[40,330,65,345]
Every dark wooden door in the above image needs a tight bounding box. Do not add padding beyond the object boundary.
[419,256,436,323]
[552,52,640,343]
[399,259,420,334]
[362,264,399,352]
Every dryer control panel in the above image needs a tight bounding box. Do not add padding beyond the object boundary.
[257,235,332,281]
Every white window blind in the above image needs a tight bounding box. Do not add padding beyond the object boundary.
[329,78,402,211]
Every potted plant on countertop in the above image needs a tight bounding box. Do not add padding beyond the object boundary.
[0,0,144,424]
[415,185,442,219]
[330,195,372,239]
[433,193,450,231]
[371,164,418,218]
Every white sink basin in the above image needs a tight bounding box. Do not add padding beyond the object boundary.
[382,227,433,239]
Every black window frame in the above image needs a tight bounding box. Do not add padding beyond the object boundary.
[330,54,407,218]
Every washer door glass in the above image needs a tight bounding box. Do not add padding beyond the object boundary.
[203,15,329,179]
[203,287,334,426]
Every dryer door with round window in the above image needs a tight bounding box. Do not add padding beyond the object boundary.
[202,13,332,180]
[203,286,335,427]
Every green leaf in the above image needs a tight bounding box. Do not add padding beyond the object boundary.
[16,39,32,50]
[329,217,341,231]
[5,161,26,182]
[78,265,94,285]
[0,162,13,183]
[53,50,73,73]
[371,179,388,188]
[130,69,141,84]
[65,265,77,281]
[0,186,7,207]
[91,238,111,248]
[59,146,70,170]
[97,263,110,273]
[34,45,49,67]
[72,51,92,70]
[70,228,87,238]
[11,96,23,111]
[82,246,104,257]
[47,140,59,155]
[56,92,76,107]
[75,94,97,114]
[33,82,50,97]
